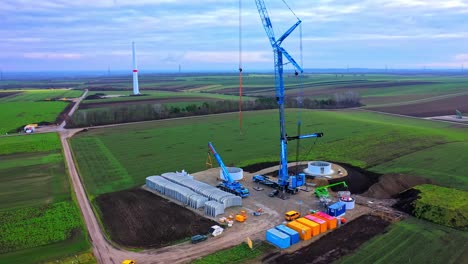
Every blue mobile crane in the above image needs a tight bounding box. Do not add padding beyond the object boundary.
[254,0,323,194]
[208,142,250,198]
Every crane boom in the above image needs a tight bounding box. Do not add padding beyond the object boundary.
[208,142,249,198]
[208,142,234,183]
[255,0,323,192]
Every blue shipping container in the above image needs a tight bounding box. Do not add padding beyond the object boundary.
[327,201,346,217]
[275,225,300,244]
[266,228,290,249]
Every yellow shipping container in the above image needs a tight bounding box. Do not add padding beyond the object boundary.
[296,218,320,236]
[286,221,312,240]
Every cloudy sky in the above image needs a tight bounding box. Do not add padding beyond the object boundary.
[1,0,468,72]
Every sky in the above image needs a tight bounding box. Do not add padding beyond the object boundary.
[1,0,468,72]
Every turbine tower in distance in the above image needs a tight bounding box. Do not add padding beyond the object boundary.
[132,41,140,95]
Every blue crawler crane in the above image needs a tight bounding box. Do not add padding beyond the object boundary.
[208,142,250,198]
[254,0,323,194]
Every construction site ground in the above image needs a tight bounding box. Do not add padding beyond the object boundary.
[87,161,427,263]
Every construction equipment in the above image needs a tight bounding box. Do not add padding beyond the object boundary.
[236,210,248,222]
[255,0,323,194]
[208,142,249,198]
[253,208,264,216]
[253,175,278,188]
[284,210,300,221]
[314,181,348,198]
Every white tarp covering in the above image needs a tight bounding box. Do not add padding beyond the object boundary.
[205,201,225,217]
[146,176,207,209]
[161,172,242,209]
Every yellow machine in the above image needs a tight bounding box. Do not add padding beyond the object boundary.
[235,210,247,222]
[285,210,300,221]
[122,260,136,264]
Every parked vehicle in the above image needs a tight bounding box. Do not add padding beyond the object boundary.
[191,234,208,244]
[285,210,300,221]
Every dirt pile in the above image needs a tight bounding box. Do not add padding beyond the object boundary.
[362,174,433,199]
[95,188,216,249]
[392,188,420,214]
[328,162,381,194]
[264,215,391,264]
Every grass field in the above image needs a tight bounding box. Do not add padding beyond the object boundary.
[412,185,468,228]
[0,89,83,134]
[191,242,271,264]
[339,217,468,264]
[370,142,468,191]
[70,109,468,196]
[0,89,82,102]
[0,133,92,263]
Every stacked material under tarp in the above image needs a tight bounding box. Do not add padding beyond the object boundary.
[146,176,207,209]
[205,201,225,217]
[161,172,242,208]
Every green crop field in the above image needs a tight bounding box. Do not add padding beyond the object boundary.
[70,109,468,196]
[370,142,468,191]
[0,133,92,264]
[0,89,83,134]
[411,185,468,228]
[339,217,468,264]
[0,89,82,102]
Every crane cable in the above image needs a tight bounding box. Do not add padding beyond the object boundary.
[238,0,243,135]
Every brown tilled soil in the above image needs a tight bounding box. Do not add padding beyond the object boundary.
[81,97,217,109]
[264,215,391,264]
[95,188,216,248]
[369,94,468,117]
[362,174,433,199]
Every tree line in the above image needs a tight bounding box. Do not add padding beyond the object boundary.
[67,92,361,128]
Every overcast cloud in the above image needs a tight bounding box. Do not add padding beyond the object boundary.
[1,0,467,71]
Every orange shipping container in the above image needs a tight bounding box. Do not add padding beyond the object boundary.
[286,221,312,241]
[314,212,337,230]
[296,218,320,236]
[305,214,327,233]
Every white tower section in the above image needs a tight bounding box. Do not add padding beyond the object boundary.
[132,41,140,95]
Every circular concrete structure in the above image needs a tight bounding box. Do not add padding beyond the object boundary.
[340,197,355,210]
[220,167,243,181]
[304,161,334,177]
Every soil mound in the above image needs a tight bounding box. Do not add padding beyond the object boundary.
[362,174,433,199]
[392,188,420,214]
[95,188,216,248]
[264,215,390,264]
[328,162,381,194]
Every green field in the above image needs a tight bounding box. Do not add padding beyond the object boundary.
[0,133,92,263]
[412,185,468,229]
[0,89,82,102]
[370,142,468,191]
[339,217,468,264]
[70,109,468,196]
[0,89,83,134]
[191,242,271,264]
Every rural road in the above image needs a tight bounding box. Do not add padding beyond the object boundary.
[59,89,88,130]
